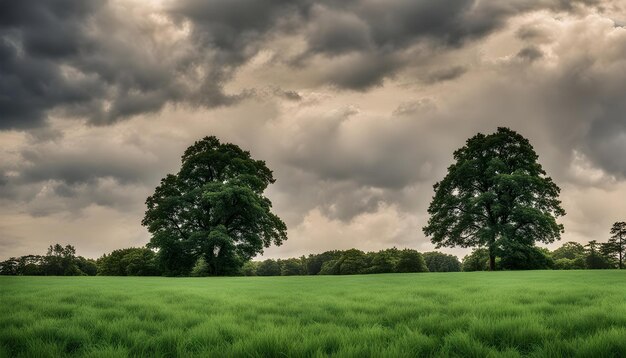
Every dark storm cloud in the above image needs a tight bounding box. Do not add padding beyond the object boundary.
[1,0,605,129]
[582,100,626,177]
[0,0,104,128]
[0,0,231,129]
[171,0,605,94]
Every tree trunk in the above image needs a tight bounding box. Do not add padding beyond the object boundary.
[618,235,624,270]
[488,243,496,271]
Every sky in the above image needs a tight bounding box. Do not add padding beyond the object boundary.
[1,0,626,261]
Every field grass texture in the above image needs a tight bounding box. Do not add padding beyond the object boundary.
[1,271,626,357]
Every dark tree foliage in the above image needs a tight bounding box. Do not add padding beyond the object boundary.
[76,256,98,276]
[306,251,342,275]
[17,255,45,275]
[253,249,429,276]
[462,248,491,272]
[256,259,282,276]
[316,249,369,275]
[337,249,368,275]
[553,257,586,270]
[423,251,461,272]
[241,261,259,276]
[366,248,400,274]
[0,258,19,275]
[191,258,210,277]
[45,244,82,275]
[395,249,429,273]
[552,242,585,260]
[0,244,96,276]
[552,242,586,269]
[585,240,613,269]
[499,244,553,270]
[142,136,287,276]
[609,222,626,269]
[318,260,340,275]
[599,242,619,269]
[43,244,94,276]
[423,127,565,270]
[280,258,305,276]
[97,248,160,276]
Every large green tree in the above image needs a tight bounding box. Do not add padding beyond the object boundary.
[142,136,287,276]
[609,222,626,269]
[423,127,565,271]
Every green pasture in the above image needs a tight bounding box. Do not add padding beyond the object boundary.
[1,271,626,357]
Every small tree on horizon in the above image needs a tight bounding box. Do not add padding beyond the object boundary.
[423,127,565,270]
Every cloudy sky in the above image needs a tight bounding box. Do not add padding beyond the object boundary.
[1,0,626,260]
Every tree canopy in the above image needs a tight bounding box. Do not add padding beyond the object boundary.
[423,127,565,270]
[423,251,461,272]
[142,136,287,276]
[97,248,159,276]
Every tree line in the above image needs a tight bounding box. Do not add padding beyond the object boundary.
[0,246,452,276]
[2,229,624,276]
[0,244,97,276]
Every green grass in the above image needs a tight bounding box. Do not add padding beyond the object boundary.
[1,271,626,357]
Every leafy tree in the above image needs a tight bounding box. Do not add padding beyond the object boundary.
[122,248,159,276]
[256,259,281,276]
[599,242,618,269]
[585,240,612,269]
[395,249,428,273]
[462,248,491,272]
[0,247,94,276]
[191,258,210,277]
[97,248,160,276]
[337,249,368,275]
[366,248,400,274]
[142,136,287,276]
[18,255,45,275]
[423,127,565,270]
[97,249,127,275]
[552,242,585,261]
[0,258,19,275]
[305,251,342,275]
[44,244,81,276]
[499,244,554,270]
[280,258,304,276]
[609,222,626,269]
[422,251,461,272]
[241,261,259,276]
[318,260,340,275]
[75,257,98,276]
[553,257,586,270]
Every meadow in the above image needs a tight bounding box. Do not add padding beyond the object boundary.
[1,271,626,357]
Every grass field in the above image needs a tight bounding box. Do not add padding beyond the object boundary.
[1,271,626,357]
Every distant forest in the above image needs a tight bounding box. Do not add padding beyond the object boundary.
[0,237,623,277]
